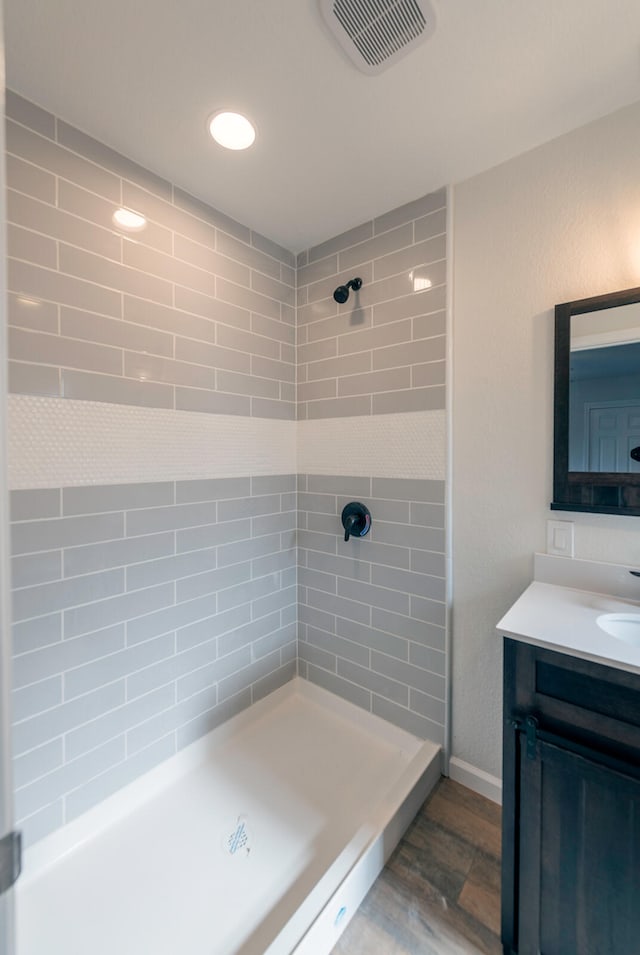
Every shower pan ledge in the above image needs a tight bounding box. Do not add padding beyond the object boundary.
[15,677,441,955]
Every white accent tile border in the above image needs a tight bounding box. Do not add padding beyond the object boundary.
[8,399,445,489]
[298,410,446,481]
[8,396,296,489]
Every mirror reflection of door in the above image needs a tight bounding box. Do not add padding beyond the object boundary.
[569,303,640,473]
[584,400,640,472]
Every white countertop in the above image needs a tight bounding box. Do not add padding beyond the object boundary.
[497,579,640,675]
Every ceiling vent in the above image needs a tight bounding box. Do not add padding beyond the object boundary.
[319,0,436,75]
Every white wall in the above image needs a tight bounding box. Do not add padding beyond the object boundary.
[452,99,640,781]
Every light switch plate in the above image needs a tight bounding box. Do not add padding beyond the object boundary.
[546,519,575,558]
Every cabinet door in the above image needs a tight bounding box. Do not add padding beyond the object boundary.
[517,734,640,955]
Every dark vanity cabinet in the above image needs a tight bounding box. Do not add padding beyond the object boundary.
[502,638,640,955]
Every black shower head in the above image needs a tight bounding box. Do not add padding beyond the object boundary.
[333,277,362,304]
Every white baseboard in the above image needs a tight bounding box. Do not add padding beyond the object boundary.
[447,756,502,805]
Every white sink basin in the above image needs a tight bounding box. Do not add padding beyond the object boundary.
[596,613,640,647]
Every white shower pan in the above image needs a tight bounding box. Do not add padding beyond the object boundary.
[15,678,441,955]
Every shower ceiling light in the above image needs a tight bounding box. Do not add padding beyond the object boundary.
[208,111,256,150]
[112,208,147,231]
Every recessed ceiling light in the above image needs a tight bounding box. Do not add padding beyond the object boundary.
[112,208,147,231]
[208,111,256,151]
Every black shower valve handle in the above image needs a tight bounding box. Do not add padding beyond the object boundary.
[341,502,372,542]
[343,513,359,542]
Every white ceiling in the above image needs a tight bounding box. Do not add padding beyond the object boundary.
[5,0,640,253]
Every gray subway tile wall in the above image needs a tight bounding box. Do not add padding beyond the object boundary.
[6,90,449,846]
[298,476,446,743]
[295,188,448,738]
[6,90,301,846]
[296,188,446,420]
[11,477,297,845]
[6,91,296,420]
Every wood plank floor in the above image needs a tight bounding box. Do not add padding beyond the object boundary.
[332,778,502,955]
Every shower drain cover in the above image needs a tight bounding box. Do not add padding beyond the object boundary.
[222,816,252,859]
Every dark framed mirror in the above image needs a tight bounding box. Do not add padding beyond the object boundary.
[553,285,640,516]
